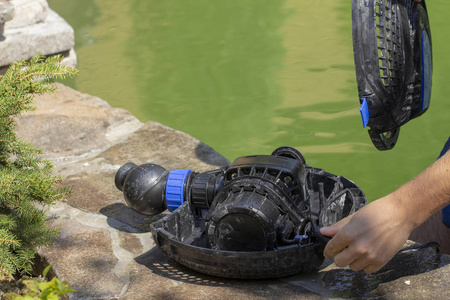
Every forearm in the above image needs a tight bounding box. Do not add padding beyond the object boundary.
[321,149,450,273]
[392,150,450,229]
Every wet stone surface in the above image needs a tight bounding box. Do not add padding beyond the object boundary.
[284,241,449,299]
[320,242,445,298]
[14,84,450,299]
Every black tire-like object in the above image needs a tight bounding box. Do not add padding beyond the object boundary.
[352,0,432,150]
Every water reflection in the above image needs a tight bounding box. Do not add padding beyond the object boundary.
[298,108,358,121]
[48,0,100,48]
[48,0,450,201]
[124,0,288,160]
[48,0,100,88]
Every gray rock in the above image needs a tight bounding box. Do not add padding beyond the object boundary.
[5,0,48,29]
[62,48,77,69]
[0,9,74,67]
[0,0,14,41]
[0,0,14,24]
[15,84,450,299]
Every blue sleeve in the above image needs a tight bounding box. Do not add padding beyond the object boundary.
[438,136,450,159]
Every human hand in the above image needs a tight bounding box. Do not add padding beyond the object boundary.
[320,148,450,274]
[320,195,415,274]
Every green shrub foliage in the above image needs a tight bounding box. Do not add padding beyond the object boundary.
[5,265,75,299]
[0,55,77,276]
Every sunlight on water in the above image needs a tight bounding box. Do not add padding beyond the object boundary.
[48,0,450,201]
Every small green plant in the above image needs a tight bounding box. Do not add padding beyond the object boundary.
[5,265,74,300]
[0,55,77,276]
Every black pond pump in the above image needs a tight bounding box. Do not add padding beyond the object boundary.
[115,146,366,278]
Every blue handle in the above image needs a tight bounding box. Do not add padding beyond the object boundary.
[360,98,369,128]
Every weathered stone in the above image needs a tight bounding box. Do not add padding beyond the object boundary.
[17,84,228,214]
[41,202,131,299]
[14,84,450,299]
[5,0,48,29]
[0,0,14,24]
[0,9,74,67]
[99,121,231,172]
[62,48,77,69]
[283,242,449,299]
[16,83,143,164]
[0,0,14,41]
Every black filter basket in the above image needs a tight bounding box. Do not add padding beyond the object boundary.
[148,163,366,278]
[352,0,432,150]
[116,147,367,278]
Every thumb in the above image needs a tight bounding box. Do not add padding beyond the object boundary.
[320,215,352,237]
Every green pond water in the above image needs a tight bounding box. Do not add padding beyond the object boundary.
[48,0,450,201]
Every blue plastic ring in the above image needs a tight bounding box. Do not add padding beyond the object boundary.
[166,169,192,212]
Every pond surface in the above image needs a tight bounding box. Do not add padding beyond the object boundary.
[48,0,450,201]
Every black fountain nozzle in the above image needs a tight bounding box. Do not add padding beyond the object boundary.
[115,147,366,278]
[115,162,224,216]
[115,162,170,215]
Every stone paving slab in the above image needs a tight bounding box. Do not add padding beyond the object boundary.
[15,84,450,299]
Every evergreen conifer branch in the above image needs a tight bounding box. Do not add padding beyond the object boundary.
[0,54,77,276]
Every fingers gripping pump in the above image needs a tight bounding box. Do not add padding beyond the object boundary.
[115,147,366,278]
[352,0,432,150]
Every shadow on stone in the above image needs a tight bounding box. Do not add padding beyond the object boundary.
[135,247,238,287]
[0,23,5,41]
[134,246,291,288]
[194,142,231,167]
[321,242,444,299]
[134,247,323,299]
[99,203,166,233]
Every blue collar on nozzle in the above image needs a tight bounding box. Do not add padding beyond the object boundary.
[166,169,192,212]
